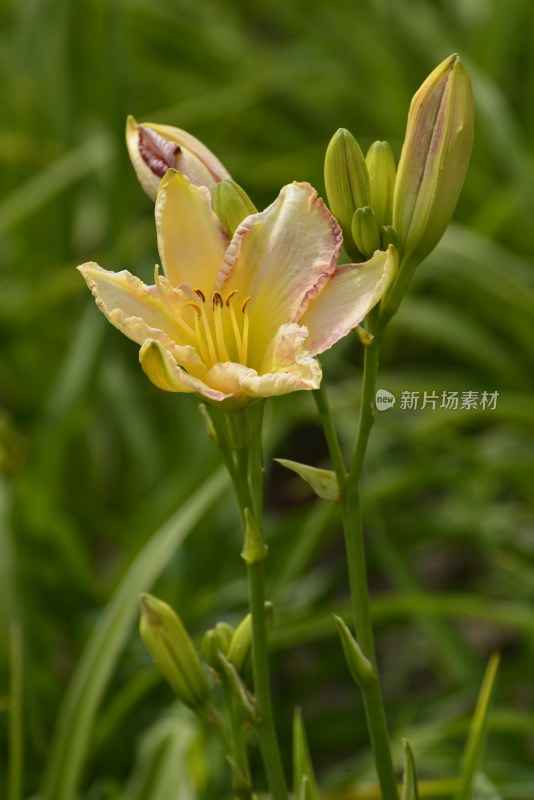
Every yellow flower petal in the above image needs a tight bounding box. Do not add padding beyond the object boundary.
[140,340,231,401]
[300,246,397,355]
[78,262,205,372]
[218,182,342,364]
[155,170,229,288]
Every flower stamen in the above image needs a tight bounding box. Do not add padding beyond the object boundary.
[212,291,230,362]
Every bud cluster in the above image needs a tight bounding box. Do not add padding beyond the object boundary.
[324,54,474,312]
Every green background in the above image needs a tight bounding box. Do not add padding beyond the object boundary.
[1,0,533,797]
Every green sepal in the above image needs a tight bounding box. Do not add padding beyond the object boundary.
[293,709,320,800]
[401,738,420,800]
[241,508,268,565]
[333,614,376,687]
[275,458,340,502]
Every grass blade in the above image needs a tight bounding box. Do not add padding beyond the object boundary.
[42,467,228,800]
[453,652,500,800]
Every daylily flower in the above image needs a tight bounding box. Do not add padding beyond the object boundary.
[79,172,396,406]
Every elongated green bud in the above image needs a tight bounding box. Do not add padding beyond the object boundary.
[126,116,231,201]
[392,54,474,266]
[324,128,370,257]
[139,594,210,711]
[214,179,258,237]
[333,615,376,688]
[351,207,381,259]
[366,141,396,228]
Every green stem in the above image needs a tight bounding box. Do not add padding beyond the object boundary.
[221,682,255,800]
[345,332,399,800]
[313,383,348,490]
[225,406,289,800]
[315,329,399,799]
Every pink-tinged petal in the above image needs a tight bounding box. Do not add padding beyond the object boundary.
[140,340,232,401]
[299,246,398,356]
[155,170,229,288]
[78,262,205,372]
[244,323,321,397]
[217,182,342,360]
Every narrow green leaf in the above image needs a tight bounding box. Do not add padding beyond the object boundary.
[275,458,340,501]
[453,652,500,800]
[43,468,228,800]
[293,709,320,800]
[401,738,420,800]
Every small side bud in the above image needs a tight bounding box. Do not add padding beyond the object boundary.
[351,207,381,259]
[379,224,400,251]
[324,128,370,257]
[241,509,268,566]
[126,116,231,201]
[139,593,210,711]
[366,141,396,228]
[333,614,376,688]
[275,458,341,502]
[392,54,474,266]
[214,180,258,237]
[227,602,273,676]
[201,621,234,670]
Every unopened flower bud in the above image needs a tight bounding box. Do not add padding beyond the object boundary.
[392,54,474,266]
[201,622,234,670]
[214,180,258,237]
[379,224,400,251]
[126,116,231,201]
[227,602,273,676]
[351,207,381,259]
[139,593,210,711]
[324,128,370,257]
[366,141,396,228]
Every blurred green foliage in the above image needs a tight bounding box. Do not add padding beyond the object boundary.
[1,0,533,797]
